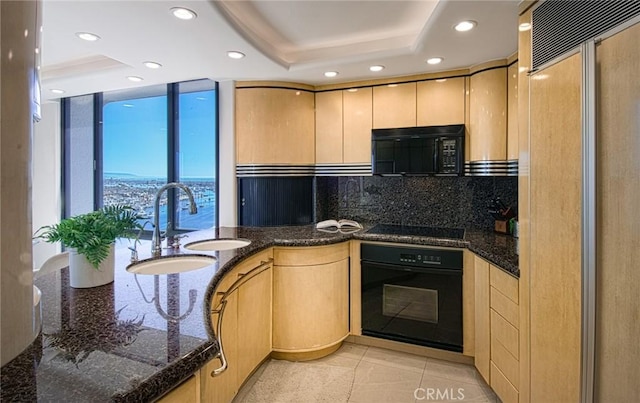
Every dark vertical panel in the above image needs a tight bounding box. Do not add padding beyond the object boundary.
[93,93,103,210]
[167,83,178,232]
[238,177,314,226]
[61,98,70,219]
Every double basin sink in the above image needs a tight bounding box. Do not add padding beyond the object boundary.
[126,238,251,275]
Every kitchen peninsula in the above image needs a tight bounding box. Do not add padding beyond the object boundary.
[1,225,517,402]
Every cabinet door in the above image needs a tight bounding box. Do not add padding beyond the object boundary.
[372,82,416,129]
[595,21,640,401]
[236,87,315,164]
[474,256,490,383]
[469,67,507,161]
[158,376,198,403]
[343,87,373,163]
[273,258,349,351]
[507,63,519,160]
[315,91,343,164]
[529,53,582,403]
[201,291,238,403]
[237,266,272,383]
[416,77,465,126]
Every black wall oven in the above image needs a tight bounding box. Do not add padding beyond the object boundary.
[361,243,463,352]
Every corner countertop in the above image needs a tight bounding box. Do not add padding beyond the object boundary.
[1,225,517,402]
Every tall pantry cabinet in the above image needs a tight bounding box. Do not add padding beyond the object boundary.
[523,2,640,402]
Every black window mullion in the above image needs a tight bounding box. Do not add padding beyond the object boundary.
[93,93,104,210]
[167,83,179,231]
[61,98,71,219]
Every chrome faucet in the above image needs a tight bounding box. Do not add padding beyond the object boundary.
[151,182,198,256]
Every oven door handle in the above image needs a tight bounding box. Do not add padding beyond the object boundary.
[361,260,462,276]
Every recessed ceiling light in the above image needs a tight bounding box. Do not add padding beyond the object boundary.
[127,76,144,82]
[347,88,358,92]
[143,61,162,69]
[324,71,338,78]
[519,22,532,32]
[436,79,447,83]
[427,57,444,65]
[387,84,398,88]
[227,51,245,59]
[76,32,100,42]
[171,7,197,20]
[454,20,477,32]
[50,89,65,94]
[369,65,385,72]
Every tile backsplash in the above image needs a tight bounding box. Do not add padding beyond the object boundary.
[315,176,518,230]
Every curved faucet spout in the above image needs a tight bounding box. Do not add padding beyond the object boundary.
[151,182,198,256]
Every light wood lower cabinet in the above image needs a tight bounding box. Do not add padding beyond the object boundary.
[474,256,491,383]
[201,249,273,403]
[158,375,199,403]
[273,244,350,358]
[474,254,520,403]
[201,291,238,403]
[237,267,272,383]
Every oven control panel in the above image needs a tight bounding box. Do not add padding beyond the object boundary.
[362,244,463,269]
[400,253,442,264]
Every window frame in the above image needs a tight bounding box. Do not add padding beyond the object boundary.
[61,79,219,235]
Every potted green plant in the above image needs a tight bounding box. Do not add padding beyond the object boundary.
[35,205,142,288]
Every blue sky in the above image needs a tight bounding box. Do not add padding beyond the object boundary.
[103,90,217,178]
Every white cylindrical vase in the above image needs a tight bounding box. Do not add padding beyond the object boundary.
[68,244,115,288]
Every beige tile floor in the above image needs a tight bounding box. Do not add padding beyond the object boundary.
[234,342,498,403]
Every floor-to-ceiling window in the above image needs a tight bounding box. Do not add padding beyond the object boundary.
[63,79,218,232]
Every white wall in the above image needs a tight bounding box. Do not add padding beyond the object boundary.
[32,101,62,270]
[218,80,237,227]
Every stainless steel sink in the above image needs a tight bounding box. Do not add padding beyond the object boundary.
[184,238,251,252]
[126,255,216,275]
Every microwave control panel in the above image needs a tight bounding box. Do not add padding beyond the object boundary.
[440,139,458,172]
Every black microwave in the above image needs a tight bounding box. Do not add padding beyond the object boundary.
[371,124,465,176]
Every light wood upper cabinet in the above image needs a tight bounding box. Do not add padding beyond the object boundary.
[507,63,519,160]
[417,77,466,126]
[236,87,315,165]
[315,91,343,164]
[343,87,373,164]
[469,67,507,161]
[373,82,417,129]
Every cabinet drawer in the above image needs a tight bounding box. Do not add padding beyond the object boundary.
[491,309,519,359]
[274,243,349,266]
[490,286,519,328]
[490,265,518,304]
[491,335,519,388]
[491,362,519,403]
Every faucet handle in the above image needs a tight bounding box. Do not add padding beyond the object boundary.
[128,246,139,262]
[171,234,188,249]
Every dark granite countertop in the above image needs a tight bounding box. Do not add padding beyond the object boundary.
[1,225,517,402]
